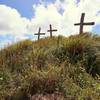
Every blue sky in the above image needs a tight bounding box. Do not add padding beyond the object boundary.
[0,0,39,19]
[0,0,56,19]
[0,0,100,48]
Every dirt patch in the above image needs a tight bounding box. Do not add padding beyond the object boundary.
[30,94,65,100]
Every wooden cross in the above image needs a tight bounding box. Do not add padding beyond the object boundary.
[74,13,95,34]
[34,27,45,40]
[47,24,57,38]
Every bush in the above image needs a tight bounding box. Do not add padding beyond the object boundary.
[0,33,100,99]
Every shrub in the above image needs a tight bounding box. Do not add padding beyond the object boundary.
[0,33,100,99]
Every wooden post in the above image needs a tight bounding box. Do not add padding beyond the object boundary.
[47,24,57,38]
[74,13,95,34]
[34,27,45,40]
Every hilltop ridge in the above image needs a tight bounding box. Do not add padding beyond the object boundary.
[0,33,100,100]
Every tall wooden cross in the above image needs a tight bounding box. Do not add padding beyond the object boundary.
[34,27,45,40]
[74,13,95,34]
[47,24,57,38]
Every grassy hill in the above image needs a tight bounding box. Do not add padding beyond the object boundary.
[0,33,100,100]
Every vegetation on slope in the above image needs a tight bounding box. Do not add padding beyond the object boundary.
[0,33,100,100]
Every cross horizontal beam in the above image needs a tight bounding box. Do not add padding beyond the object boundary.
[74,22,95,25]
[47,29,57,32]
[34,33,45,35]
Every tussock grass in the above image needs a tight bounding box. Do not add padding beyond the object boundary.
[0,33,100,100]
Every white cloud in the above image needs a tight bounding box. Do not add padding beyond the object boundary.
[29,4,62,37]
[30,0,100,36]
[61,0,100,32]
[0,0,100,47]
[0,5,30,35]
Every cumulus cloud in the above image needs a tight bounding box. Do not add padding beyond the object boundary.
[0,5,30,35]
[0,0,100,48]
[29,4,62,37]
[30,0,100,36]
[0,0,100,36]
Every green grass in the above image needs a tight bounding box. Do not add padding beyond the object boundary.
[0,33,100,100]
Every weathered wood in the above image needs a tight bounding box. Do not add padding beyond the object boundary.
[75,22,95,25]
[47,24,57,38]
[34,27,45,40]
[74,13,95,34]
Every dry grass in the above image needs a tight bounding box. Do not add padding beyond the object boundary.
[0,33,100,100]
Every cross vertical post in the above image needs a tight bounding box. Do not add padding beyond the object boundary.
[80,13,85,34]
[47,24,57,38]
[34,27,45,40]
[74,13,95,34]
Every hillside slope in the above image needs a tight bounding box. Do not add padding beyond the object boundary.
[0,33,100,100]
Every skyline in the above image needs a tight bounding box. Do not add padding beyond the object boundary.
[0,0,100,48]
